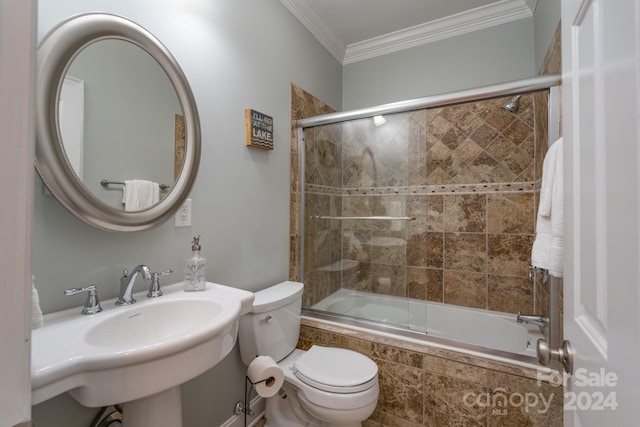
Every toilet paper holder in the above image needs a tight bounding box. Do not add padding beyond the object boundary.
[234,375,272,417]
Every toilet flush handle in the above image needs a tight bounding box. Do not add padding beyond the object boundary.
[259,315,273,324]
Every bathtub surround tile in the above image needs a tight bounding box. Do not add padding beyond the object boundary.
[443,271,487,309]
[487,275,534,314]
[290,85,336,291]
[406,267,427,300]
[342,261,372,292]
[443,233,486,272]
[443,194,486,233]
[343,229,372,262]
[376,358,424,423]
[426,269,444,302]
[373,342,424,369]
[424,373,488,427]
[311,269,339,303]
[487,371,559,427]
[425,195,444,231]
[424,355,488,385]
[312,230,332,268]
[366,410,423,427]
[425,232,444,269]
[469,122,500,149]
[407,218,428,267]
[372,230,407,265]
[295,87,550,324]
[299,321,563,427]
[487,192,534,234]
[372,264,406,297]
[488,234,534,277]
[406,195,427,217]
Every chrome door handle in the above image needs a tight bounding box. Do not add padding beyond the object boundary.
[537,338,574,374]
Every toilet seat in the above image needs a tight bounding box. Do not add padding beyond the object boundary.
[292,345,378,394]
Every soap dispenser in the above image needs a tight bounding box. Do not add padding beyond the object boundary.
[184,235,207,291]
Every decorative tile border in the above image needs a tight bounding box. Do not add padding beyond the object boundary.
[305,181,538,196]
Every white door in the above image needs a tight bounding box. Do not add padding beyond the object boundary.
[0,0,35,424]
[59,76,85,179]
[562,0,640,425]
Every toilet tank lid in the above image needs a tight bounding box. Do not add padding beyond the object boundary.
[252,281,303,313]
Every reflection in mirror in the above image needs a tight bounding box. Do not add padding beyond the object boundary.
[60,40,183,210]
[35,13,200,232]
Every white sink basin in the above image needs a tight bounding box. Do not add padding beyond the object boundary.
[85,299,224,349]
[31,282,254,407]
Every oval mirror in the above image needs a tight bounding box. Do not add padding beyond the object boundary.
[35,13,201,232]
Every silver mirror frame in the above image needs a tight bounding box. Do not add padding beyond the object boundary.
[35,13,201,232]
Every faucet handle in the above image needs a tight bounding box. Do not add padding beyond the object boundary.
[147,269,173,298]
[64,284,103,315]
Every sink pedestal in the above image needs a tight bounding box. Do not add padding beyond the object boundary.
[122,386,182,427]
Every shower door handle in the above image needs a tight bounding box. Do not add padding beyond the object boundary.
[536,338,574,374]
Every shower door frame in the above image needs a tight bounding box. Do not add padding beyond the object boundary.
[295,73,562,286]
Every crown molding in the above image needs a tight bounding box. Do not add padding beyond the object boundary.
[279,0,345,63]
[343,0,534,64]
[281,0,535,65]
[524,0,539,14]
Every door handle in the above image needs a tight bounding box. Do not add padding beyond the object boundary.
[537,339,574,374]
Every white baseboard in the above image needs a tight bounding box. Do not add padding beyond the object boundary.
[219,396,265,427]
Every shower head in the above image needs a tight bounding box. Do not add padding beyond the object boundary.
[501,95,522,113]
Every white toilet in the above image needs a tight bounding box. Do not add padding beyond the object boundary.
[239,281,379,427]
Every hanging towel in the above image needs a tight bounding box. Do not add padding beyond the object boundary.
[122,179,160,211]
[32,276,44,329]
[531,137,564,277]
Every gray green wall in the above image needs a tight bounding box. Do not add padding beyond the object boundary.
[342,18,536,110]
[32,1,341,426]
[534,0,561,72]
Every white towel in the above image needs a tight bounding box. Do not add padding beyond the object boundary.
[32,276,44,329]
[531,137,564,277]
[122,179,160,211]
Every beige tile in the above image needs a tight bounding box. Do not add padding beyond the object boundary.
[444,233,487,272]
[426,268,444,303]
[444,194,487,233]
[488,275,534,314]
[426,232,444,269]
[488,234,534,277]
[424,355,488,385]
[425,373,488,427]
[426,195,444,232]
[444,270,487,309]
[372,343,424,369]
[487,193,535,234]
[372,264,406,297]
[407,267,427,300]
[376,358,424,423]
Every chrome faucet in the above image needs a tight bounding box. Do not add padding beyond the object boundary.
[64,284,103,315]
[516,311,549,328]
[116,265,151,305]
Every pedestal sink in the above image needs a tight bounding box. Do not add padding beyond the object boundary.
[31,282,254,426]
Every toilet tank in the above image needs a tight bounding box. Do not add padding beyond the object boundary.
[238,281,304,366]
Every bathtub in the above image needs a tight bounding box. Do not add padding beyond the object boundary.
[308,289,544,367]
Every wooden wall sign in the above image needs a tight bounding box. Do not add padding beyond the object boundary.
[245,109,274,150]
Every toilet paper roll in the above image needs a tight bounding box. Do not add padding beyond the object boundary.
[247,355,284,398]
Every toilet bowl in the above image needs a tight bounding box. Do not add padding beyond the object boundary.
[239,281,379,427]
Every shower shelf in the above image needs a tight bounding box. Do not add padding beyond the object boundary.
[312,215,415,221]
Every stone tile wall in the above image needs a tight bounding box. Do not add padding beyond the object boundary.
[299,320,563,427]
[289,20,564,427]
[303,93,547,315]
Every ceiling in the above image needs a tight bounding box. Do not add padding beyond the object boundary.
[280,0,537,64]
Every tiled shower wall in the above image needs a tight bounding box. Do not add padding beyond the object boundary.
[302,93,548,315]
